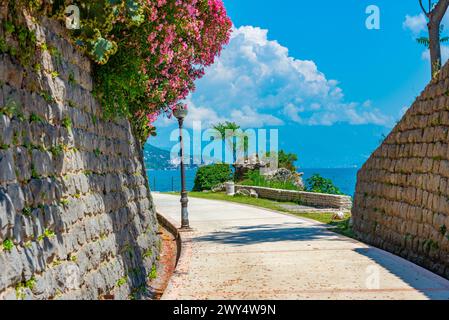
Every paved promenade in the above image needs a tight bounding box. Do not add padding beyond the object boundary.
[153,193,449,300]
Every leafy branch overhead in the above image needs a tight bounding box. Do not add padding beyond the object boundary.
[7,0,232,143]
[94,0,232,143]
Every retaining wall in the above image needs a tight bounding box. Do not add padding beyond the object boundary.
[352,61,449,280]
[235,185,352,210]
[0,8,159,299]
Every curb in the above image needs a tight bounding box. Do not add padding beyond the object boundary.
[156,212,182,267]
[156,210,195,300]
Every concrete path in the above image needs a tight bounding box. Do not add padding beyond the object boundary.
[153,193,449,300]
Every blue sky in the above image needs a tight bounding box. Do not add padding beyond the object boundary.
[149,0,446,168]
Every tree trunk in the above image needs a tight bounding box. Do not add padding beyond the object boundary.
[429,20,442,77]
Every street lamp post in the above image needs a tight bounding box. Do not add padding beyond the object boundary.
[173,104,190,229]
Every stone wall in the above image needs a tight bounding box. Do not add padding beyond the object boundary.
[235,185,352,210]
[352,62,449,280]
[0,10,160,299]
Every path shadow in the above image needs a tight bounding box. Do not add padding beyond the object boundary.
[195,217,449,300]
[195,222,351,246]
[353,247,449,300]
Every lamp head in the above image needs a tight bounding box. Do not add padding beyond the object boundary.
[173,103,188,120]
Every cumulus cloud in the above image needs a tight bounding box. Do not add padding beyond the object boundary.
[283,103,303,123]
[184,25,390,128]
[230,105,284,127]
[403,12,449,35]
[403,13,427,35]
[183,99,226,128]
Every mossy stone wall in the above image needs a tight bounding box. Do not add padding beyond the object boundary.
[0,9,159,300]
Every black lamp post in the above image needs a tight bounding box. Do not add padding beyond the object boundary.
[173,104,190,229]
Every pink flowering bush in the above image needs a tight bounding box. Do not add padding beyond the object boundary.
[94,0,232,142]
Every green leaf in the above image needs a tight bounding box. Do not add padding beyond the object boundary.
[416,37,430,48]
[90,37,118,65]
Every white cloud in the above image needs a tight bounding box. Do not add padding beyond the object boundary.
[185,25,390,128]
[283,103,304,123]
[403,13,427,35]
[167,98,227,129]
[362,100,372,108]
[230,105,284,127]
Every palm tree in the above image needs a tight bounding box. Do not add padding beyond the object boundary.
[212,121,249,163]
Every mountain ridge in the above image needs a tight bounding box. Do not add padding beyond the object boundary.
[144,144,199,170]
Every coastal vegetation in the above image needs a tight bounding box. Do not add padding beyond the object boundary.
[190,144,345,195]
[305,174,343,195]
[193,164,233,192]
[239,169,300,191]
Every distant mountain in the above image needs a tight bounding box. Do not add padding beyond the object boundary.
[143,144,198,170]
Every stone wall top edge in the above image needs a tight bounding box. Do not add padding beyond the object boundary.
[235,185,352,200]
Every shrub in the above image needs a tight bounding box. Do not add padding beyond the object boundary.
[240,170,300,191]
[193,164,233,191]
[305,174,343,195]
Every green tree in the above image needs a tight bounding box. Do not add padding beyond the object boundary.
[193,164,233,191]
[265,150,298,172]
[417,0,449,77]
[305,174,343,195]
[278,150,298,171]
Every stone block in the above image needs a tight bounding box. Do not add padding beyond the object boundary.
[0,149,16,182]
[0,247,24,291]
[31,149,53,177]
[0,115,13,146]
[0,188,15,239]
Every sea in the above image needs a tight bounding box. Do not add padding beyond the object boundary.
[145,165,359,196]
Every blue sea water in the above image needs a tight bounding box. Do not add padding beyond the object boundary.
[146,166,359,196]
